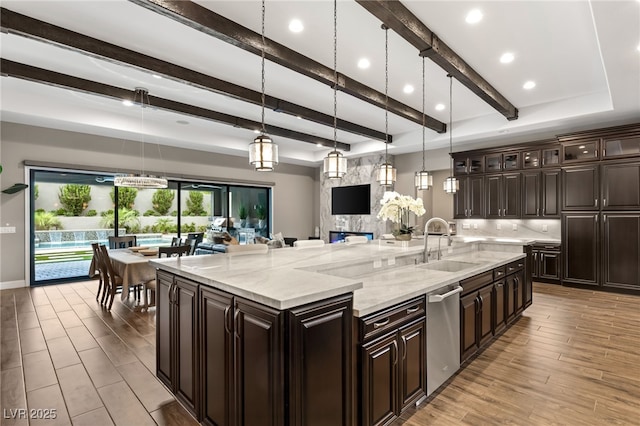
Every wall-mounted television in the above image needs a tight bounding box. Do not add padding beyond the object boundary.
[331,184,371,215]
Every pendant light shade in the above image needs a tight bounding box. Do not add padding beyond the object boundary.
[415,57,432,190]
[443,74,458,194]
[250,0,278,171]
[323,0,347,179]
[114,88,168,189]
[377,25,396,187]
[324,150,347,179]
[249,134,278,171]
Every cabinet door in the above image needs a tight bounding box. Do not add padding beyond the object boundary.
[502,173,521,218]
[156,271,173,389]
[460,292,478,363]
[562,166,599,210]
[200,287,233,426]
[485,175,502,218]
[453,178,468,219]
[521,172,540,217]
[485,153,502,173]
[361,333,398,426]
[602,162,640,210]
[603,214,640,290]
[468,176,485,218]
[541,169,560,217]
[562,214,599,286]
[468,155,484,174]
[522,150,541,169]
[398,319,426,411]
[454,156,468,176]
[477,285,494,347]
[174,277,199,416]
[493,280,507,335]
[539,251,560,281]
[503,152,520,170]
[505,275,516,324]
[234,299,283,426]
[513,271,525,316]
[531,251,540,279]
[563,140,599,163]
[288,295,353,426]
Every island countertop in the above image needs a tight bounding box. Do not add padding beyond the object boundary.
[150,242,525,315]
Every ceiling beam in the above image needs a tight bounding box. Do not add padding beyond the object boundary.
[356,0,519,121]
[1,59,350,151]
[0,8,381,143]
[127,0,447,134]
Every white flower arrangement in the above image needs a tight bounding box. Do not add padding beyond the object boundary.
[377,191,426,235]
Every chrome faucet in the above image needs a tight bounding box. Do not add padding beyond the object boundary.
[423,217,452,263]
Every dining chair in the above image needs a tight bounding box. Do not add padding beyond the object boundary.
[108,235,137,249]
[91,243,105,301]
[187,238,199,256]
[141,278,156,311]
[293,239,325,248]
[98,245,124,310]
[225,244,269,256]
[171,237,183,247]
[345,235,369,245]
[158,245,190,258]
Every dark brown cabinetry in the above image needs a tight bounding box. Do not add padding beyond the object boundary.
[156,272,199,417]
[358,297,426,426]
[602,214,640,291]
[505,261,525,324]
[562,139,600,163]
[601,162,640,210]
[524,169,561,218]
[453,154,483,175]
[453,176,484,219]
[485,173,520,218]
[531,243,561,283]
[562,213,599,286]
[459,271,494,363]
[562,165,599,210]
[603,134,640,158]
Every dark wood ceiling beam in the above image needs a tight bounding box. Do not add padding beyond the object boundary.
[355,0,519,121]
[1,59,350,151]
[127,0,447,134]
[0,8,381,143]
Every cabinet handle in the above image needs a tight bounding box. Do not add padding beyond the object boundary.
[518,263,523,268]
[603,198,607,207]
[406,306,420,314]
[498,208,501,217]
[168,283,173,304]
[475,298,480,315]
[479,295,484,310]
[401,335,408,361]
[514,277,519,290]
[373,318,390,329]
[536,208,539,216]
[595,199,598,208]
[233,309,240,338]
[223,306,231,335]
[392,340,399,366]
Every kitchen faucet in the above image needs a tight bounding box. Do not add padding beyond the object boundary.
[423,217,452,263]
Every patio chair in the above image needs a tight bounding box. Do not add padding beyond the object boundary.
[171,237,183,247]
[108,235,137,249]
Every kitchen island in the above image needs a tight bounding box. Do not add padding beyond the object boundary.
[151,240,529,426]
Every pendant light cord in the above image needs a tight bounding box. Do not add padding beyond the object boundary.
[448,74,453,176]
[260,0,266,134]
[384,25,389,163]
[421,57,426,171]
[333,0,337,150]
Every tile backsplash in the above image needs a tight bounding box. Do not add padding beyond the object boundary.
[455,219,561,241]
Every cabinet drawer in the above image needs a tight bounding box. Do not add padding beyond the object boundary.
[460,270,493,296]
[493,266,506,281]
[360,296,425,341]
[506,259,525,275]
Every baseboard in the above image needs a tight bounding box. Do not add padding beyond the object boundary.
[0,280,27,290]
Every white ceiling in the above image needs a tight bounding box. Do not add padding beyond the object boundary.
[1,0,639,168]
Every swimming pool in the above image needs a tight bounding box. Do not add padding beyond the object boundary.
[35,237,172,250]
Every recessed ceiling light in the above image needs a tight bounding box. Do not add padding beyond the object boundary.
[465,9,483,24]
[152,74,162,79]
[296,115,302,119]
[253,129,261,134]
[523,80,536,90]
[316,143,323,147]
[583,150,589,154]
[435,103,445,111]
[357,58,370,69]
[403,84,414,94]
[288,19,304,33]
[122,100,133,106]
[500,52,514,64]
[579,145,586,149]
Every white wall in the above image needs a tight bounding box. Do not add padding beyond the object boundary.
[0,122,317,287]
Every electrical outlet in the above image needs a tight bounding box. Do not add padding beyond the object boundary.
[387,257,396,266]
[373,259,382,268]
[542,224,548,232]
[0,227,16,234]
[512,224,518,231]
[496,223,501,230]
[462,223,470,230]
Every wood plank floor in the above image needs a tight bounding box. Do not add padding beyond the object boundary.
[1,281,638,425]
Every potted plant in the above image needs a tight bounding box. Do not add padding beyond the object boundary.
[238,205,248,228]
[255,204,266,229]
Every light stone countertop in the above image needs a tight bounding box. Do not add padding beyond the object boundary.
[151,242,525,316]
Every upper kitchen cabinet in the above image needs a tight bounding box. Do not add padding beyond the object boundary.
[486,153,520,173]
[521,150,541,169]
[521,169,560,218]
[541,146,562,167]
[603,134,640,159]
[562,165,599,210]
[453,176,484,219]
[562,140,600,163]
[485,173,520,219]
[453,154,483,175]
[601,161,640,210]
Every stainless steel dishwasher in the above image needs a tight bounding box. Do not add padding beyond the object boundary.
[426,284,463,396]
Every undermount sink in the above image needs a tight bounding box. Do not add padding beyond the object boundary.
[419,260,478,273]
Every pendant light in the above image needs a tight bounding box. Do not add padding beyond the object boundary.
[443,74,459,194]
[249,0,278,171]
[415,57,433,190]
[323,0,347,179]
[114,88,168,189]
[376,25,396,187]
